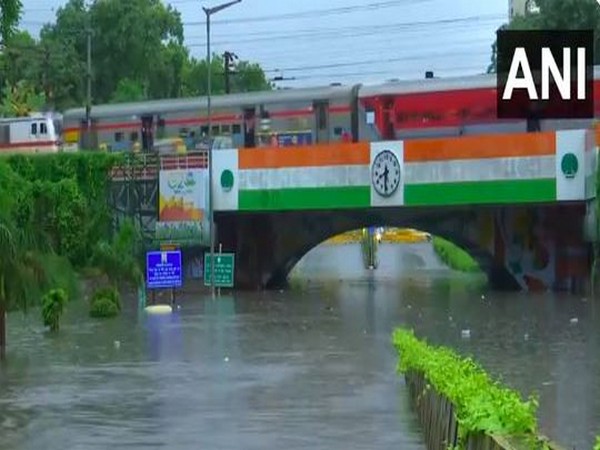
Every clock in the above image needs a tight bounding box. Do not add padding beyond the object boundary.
[372,150,401,197]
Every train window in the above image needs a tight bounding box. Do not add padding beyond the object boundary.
[115,132,124,142]
[200,126,209,136]
[130,131,139,141]
[179,128,189,136]
[0,125,10,144]
[40,122,47,134]
[212,125,219,135]
[31,123,37,135]
[232,124,241,134]
[222,124,231,134]
[366,110,375,125]
[334,127,342,136]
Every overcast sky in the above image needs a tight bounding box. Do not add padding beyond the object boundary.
[19,0,508,88]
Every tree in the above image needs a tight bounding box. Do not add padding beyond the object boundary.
[0,80,46,117]
[0,0,21,43]
[41,288,68,332]
[487,0,600,73]
[1,0,271,110]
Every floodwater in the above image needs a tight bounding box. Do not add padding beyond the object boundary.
[0,242,598,450]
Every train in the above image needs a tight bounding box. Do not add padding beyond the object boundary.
[8,68,600,154]
[0,113,62,153]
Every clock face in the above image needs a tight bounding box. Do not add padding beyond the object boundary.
[371,150,401,197]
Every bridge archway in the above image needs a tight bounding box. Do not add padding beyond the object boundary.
[215,206,521,291]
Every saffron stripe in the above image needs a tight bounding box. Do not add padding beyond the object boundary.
[239,142,370,169]
[404,131,556,162]
[239,186,370,211]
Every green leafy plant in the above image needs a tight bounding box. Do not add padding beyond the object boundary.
[594,436,599,450]
[41,288,68,332]
[89,286,121,318]
[432,236,481,273]
[392,329,539,448]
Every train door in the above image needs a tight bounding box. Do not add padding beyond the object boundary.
[29,120,40,148]
[381,96,395,140]
[141,114,154,152]
[243,108,256,148]
[313,100,329,143]
[79,119,98,149]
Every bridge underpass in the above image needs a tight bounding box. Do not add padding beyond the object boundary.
[215,203,590,292]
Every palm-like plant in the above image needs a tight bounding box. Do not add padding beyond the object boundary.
[91,219,144,290]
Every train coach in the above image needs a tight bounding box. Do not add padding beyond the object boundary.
[61,67,600,153]
[0,113,61,153]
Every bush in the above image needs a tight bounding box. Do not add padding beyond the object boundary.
[392,328,539,446]
[594,436,599,450]
[41,288,68,331]
[89,286,121,318]
[432,236,480,273]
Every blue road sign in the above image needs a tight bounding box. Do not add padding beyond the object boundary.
[146,250,183,289]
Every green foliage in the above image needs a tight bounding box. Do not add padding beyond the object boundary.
[0,80,46,117]
[0,152,122,267]
[392,329,539,447]
[0,0,271,109]
[41,288,68,331]
[432,236,481,273]
[91,219,144,288]
[89,286,121,318]
[0,0,22,43]
[487,0,600,73]
[594,436,599,450]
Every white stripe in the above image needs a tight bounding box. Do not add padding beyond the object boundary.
[240,165,370,190]
[405,155,556,184]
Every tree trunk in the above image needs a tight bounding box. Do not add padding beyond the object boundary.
[0,305,6,360]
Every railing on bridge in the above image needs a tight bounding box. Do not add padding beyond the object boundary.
[110,151,209,181]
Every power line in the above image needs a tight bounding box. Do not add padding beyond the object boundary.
[185,14,503,41]
[262,49,490,74]
[184,13,504,46]
[18,0,423,26]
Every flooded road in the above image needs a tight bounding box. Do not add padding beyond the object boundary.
[0,242,598,450]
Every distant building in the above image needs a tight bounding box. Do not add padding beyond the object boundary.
[509,0,539,20]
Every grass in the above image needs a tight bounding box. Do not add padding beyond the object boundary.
[432,236,481,273]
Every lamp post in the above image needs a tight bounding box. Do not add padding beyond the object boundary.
[203,0,241,298]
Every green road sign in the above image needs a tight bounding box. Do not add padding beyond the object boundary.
[204,253,235,288]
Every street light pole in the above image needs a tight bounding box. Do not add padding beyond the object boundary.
[203,0,241,299]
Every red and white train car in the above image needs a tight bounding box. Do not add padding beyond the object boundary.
[0,114,61,153]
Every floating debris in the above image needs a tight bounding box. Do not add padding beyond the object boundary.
[114,340,121,349]
[461,329,471,339]
[570,317,579,325]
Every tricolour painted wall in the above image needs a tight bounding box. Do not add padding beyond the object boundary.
[212,129,596,212]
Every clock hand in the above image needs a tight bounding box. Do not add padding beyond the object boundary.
[383,166,389,189]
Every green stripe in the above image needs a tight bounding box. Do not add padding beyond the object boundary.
[405,179,556,206]
[239,186,370,211]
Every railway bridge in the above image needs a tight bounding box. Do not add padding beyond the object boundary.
[110,128,599,292]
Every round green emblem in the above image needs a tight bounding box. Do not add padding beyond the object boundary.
[561,153,578,179]
[220,169,234,191]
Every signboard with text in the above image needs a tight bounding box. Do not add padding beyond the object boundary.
[146,250,183,289]
[203,253,235,288]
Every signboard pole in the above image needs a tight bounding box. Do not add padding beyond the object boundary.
[217,243,222,297]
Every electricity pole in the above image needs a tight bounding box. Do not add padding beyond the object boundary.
[223,51,237,94]
[85,25,92,130]
[42,44,51,108]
